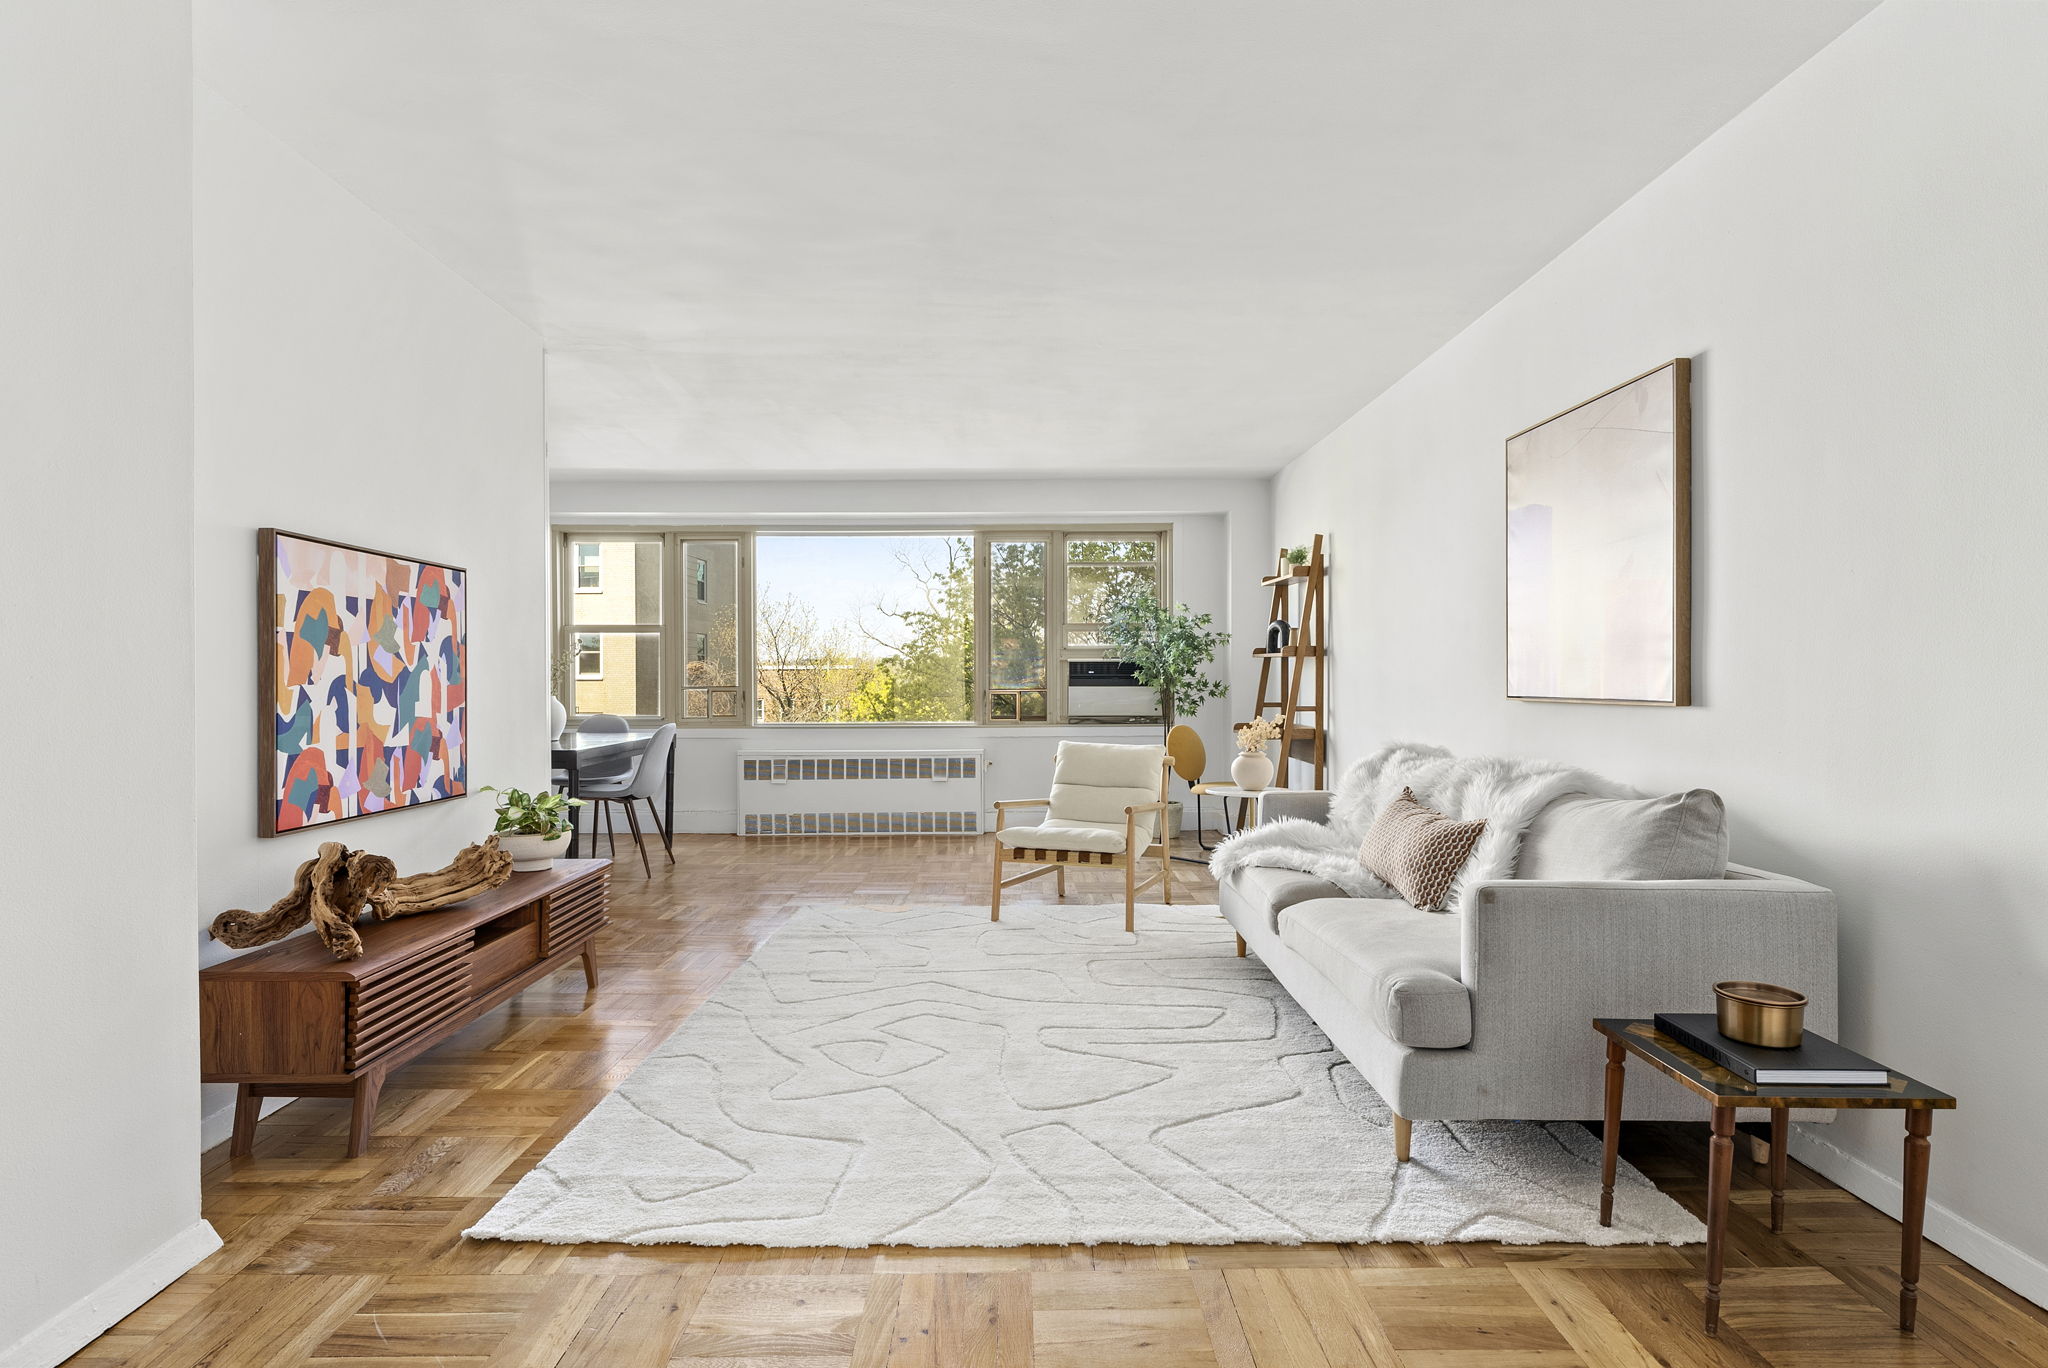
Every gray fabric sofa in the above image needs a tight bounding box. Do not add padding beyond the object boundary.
[1220,790,1839,1126]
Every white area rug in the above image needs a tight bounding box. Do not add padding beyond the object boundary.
[468,904,1703,1247]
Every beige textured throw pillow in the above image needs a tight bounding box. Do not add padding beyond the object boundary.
[1359,787,1487,911]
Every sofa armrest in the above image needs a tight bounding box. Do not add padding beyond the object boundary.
[1252,789,1334,826]
[1460,869,1839,1051]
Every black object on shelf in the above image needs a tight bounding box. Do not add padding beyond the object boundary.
[1654,1013,1890,1085]
[1266,619,1291,652]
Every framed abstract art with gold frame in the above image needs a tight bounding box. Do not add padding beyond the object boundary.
[1506,358,1692,706]
[258,528,469,835]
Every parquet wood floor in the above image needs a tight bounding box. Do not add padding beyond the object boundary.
[69,835,2046,1367]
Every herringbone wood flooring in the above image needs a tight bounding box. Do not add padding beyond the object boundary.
[68,835,2046,1367]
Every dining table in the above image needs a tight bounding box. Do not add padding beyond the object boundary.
[551,727,675,860]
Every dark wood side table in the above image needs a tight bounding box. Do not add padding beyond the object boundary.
[1594,1018,1955,1337]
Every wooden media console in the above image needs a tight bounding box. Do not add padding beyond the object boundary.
[200,859,611,1157]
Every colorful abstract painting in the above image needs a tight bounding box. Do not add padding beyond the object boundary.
[260,529,468,835]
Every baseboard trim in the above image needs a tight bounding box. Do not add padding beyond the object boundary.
[1790,1124,2047,1311]
[0,1219,222,1368]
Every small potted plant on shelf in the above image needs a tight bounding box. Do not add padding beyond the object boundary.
[481,785,585,872]
[1230,717,1284,791]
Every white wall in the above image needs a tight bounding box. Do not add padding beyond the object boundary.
[192,90,548,1137]
[0,6,213,1367]
[1272,0,2048,1304]
[551,476,1274,831]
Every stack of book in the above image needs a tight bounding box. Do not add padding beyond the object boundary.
[1653,1013,1890,1086]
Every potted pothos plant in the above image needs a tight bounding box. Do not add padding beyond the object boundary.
[482,785,585,872]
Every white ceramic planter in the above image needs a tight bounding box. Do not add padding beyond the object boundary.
[498,831,568,872]
[1231,749,1275,792]
[548,695,569,741]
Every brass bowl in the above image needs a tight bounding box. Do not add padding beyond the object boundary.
[1715,981,1807,1048]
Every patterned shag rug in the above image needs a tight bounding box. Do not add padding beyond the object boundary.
[467,903,1703,1247]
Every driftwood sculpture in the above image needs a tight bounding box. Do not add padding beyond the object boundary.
[209,836,514,960]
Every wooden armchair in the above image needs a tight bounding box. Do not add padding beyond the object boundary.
[989,740,1175,933]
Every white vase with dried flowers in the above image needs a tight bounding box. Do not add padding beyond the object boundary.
[1230,717,1283,791]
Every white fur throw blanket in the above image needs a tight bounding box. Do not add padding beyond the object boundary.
[1209,742,1640,912]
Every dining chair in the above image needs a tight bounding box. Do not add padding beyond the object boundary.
[575,713,634,779]
[1164,723,1229,857]
[576,722,677,877]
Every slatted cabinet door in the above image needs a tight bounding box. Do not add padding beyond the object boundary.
[347,937,474,1071]
[541,869,610,956]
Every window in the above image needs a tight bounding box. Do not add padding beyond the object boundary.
[563,536,663,716]
[679,540,741,719]
[556,527,1165,725]
[754,534,972,722]
[1063,536,1159,648]
[574,542,602,592]
[985,538,1048,721]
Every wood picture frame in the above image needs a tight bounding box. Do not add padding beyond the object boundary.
[1505,358,1692,706]
[258,528,470,836]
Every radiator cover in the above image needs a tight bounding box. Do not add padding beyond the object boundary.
[737,750,985,836]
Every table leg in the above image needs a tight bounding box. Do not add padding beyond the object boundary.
[1900,1110,1933,1333]
[1600,1038,1625,1226]
[662,741,675,855]
[1770,1106,1789,1234]
[346,1070,385,1159]
[565,757,582,859]
[1704,1107,1736,1335]
[230,1083,261,1159]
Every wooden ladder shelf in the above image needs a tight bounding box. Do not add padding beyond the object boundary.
[1252,534,1327,788]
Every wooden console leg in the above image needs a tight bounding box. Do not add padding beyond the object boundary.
[346,1071,385,1159]
[1769,1106,1789,1234]
[230,1083,261,1159]
[1600,1038,1625,1227]
[1393,1114,1412,1163]
[1901,1110,1933,1333]
[581,944,599,990]
[1704,1107,1736,1335]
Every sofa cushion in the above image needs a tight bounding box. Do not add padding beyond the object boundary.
[1220,866,1352,937]
[1357,787,1487,911]
[1278,898,1472,1048]
[1515,789,1729,882]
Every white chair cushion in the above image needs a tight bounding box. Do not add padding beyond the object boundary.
[996,821,1127,855]
[1048,741,1165,844]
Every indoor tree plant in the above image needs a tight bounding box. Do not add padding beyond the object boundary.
[1099,586,1230,737]
[482,785,585,871]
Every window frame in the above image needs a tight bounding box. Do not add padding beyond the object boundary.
[572,541,603,593]
[574,632,604,680]
[553,525,1169,728]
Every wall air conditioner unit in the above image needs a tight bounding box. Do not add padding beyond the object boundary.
[1066,659,1160,724]
[736,750,985,837]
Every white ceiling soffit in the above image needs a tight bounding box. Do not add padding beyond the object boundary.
[197,1,1874,479]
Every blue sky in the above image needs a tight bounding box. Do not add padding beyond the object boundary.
[755,535,964,650]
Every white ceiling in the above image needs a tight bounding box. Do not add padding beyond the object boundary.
[197,1,1873,479]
